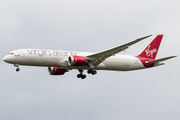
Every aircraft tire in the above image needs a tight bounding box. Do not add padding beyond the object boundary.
[77,74,82,78]
[16,68,20,72]
[81,75,86,79]
[92,70,97,75]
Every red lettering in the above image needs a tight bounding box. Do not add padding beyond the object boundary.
[52,51,59,56]
[27,49,33,54]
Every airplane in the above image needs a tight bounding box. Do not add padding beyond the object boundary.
[3,34,176,79]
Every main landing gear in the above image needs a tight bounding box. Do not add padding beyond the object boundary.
[77,69,97,79]
[87,69,97,75]
[14,64,20,72]
[77,70,86,79]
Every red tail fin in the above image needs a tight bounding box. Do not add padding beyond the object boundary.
[138,35,163,60]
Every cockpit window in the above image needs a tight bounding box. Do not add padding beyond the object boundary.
[8,53,14,55]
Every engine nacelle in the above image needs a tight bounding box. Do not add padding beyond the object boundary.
[68,56,87,66]
[48,67,67,75]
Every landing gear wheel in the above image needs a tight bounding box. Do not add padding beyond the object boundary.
[77,69,87,79]
[16,68,20,72]
[81,75,86,79]
[87,69,97,75]
[77,74,86,79]
[77,74,82,78]
[87,69,93,74]
[92,70,97,75]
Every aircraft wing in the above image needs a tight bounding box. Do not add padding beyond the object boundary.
[86,35,152,68]
[147,56,177,64]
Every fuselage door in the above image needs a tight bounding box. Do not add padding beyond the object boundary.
[134,58,138,64]
[20,51,25,57]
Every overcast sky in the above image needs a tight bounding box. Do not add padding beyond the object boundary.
[0,0,179,120]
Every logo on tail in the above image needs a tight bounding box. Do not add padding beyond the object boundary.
[145,45,157,58]
[137,34,163,60]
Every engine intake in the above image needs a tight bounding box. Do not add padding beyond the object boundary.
[68,56,87,66]
[48,67,67,75]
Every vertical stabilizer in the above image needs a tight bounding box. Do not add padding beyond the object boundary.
[138,34,163,60]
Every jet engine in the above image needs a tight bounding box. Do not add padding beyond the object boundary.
[68,56,87,66]
[48,67,67,75]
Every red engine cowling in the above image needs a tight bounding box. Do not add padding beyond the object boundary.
[48,67,67,75]
[68,56,87,66]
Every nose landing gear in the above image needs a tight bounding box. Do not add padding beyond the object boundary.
[14,64,20,72]
[16,68,20,72]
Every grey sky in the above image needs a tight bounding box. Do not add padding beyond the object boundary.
[0,0,179,120]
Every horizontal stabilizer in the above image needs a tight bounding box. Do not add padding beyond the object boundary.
[147,56,177,64]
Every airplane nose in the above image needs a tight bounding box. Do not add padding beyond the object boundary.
[3,55,9,63]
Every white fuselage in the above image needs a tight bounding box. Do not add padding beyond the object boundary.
[3,49,150,71]
[3,35,174,79]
